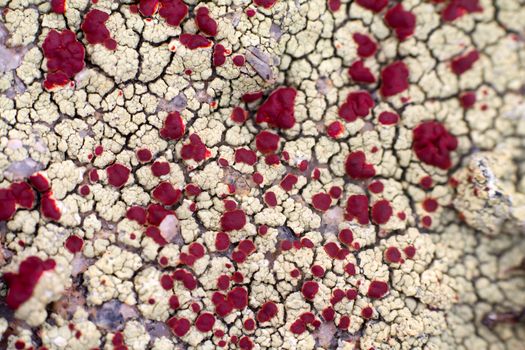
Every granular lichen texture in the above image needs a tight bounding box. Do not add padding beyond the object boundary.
[0,0,524,349]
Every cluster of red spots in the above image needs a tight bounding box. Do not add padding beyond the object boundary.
[451,50,480,75]
[380,61,410,97]
[81,9,117,50]
[346,194,369,224]
[51,0,66,13]
[348,60,376,84]
[195,7,217,36]
[212,286,248,317]
[167,316,191,336]
[253,0,277,9]
[311,193,332,211]
[378,111,399,125]
[280,173,298,191]
[256,87,297,129]
[160,112,185,140]
[353,33,377,58]
[173,268,198,290]
[181,134,211,162]
[290,312,321,334]
[213,44,227,66]
[371,199,393,225]
[65,235,84,254]
[367,280,389,299]
[324,241,352,260]
[384,246,403,263]
[255,130,280,154]
[345,151,375,180]
[42,29,85,90]
[152,182,182,206]
[441,0,482,22]
[230,107,248,123]
[0,182,35,221]
[330,288,357,306]
[4,256,56,310]
[460,91,476,109]
[30,174,61,221]
[384,4,416,41]
[232,239,256,263]
[280,237,314,252]
[338,91,374,122]
[111,332,128,350]
[256,301,278,323]
[412,121,458,170]
[179,33,212,49]
[326,120,344,138]
[106,163,131,188]
[235,148,257,166]
[180,242,206,266]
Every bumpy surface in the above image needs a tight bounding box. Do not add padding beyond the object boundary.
[0,0,524,349]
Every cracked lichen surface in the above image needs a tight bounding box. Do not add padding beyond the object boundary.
[0,0,525,349]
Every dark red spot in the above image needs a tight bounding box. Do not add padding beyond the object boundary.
[380,61,410,97]
[356,0,388,12]
[106,163,130,188]
[65,235,83,253]
[257,301,278,322]
[404,245,416,258]
[290,319,306,334]
[238,240,256,255]
[322,307,335,321]
[151,161,171,177]
[79,185,90,196]
[139,0,159,16]
[345,151,375,179]
[371,200,393,224]
[451,50,479,75]
[160,112,185,140]
[136,148,152,162]
[326,121,344,139]
[221,210,246,231]
[213,44,227,66]
[242,91,264,103]
[181,134,210,162]
[168,295,180,309]
[338,229,353,246]
[385,246,402,263]
[51,0,66,14]
[368,180,384,194]
[233,55,246,66]
[81,9,117,50]
[217,275,230,290]
[42,30,85,90]
[29,173,50,192]
[338,91,374,122]
[328,0,341,12]
[361,306,373,318]
[329,186,342,199]
[338,315,350,329]
[280,174,298,191]
[189,242,205,258]
[420,176,433,189]
[301,281,319,300]
[367,280,389,299]
[10,182,35,209]
[89,169,99,182]
[4,256,56,309]
[41,192,61,221]
[179,33,211,49]
[195,7,217,36]
[348,61,376,84]
[311,193,331,211]
[195,312,215,332]
[246,8,256,17]
[169,317,191,337]
[344,262,356,275]
[126,206,147,224]
[256,87,297,129]
[227,286,248,309]
[346,194,369,224]
[235,148,257,166]
[253,0,277,9]
[239,336,254,350]
[421,215,432,227]
[423,198,439,212]
[230,107,247,123]
[147,204,173,226]
[255,131,280,154]
[384,4,416,41]
[152,182,182,206]
[460,91,476,109]
[160,274,174,290]
[311,265,325,277]
[442,0,482,22]
[412,121,458,169]
[353,33,377,58]
[215,232,230,251]
[146,226,168,245]
[158,0,188,26]
[378,111,399,125]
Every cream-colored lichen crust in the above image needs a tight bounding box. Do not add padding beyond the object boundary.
[0,0,524,349]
